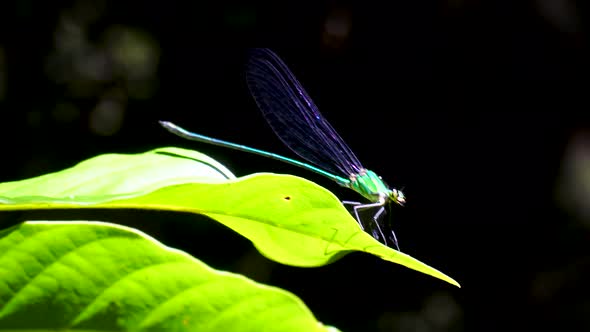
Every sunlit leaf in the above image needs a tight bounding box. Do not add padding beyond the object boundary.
[0,147,460,287]
[0,221,336,331]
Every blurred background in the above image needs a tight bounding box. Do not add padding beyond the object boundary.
[0,0,589,331]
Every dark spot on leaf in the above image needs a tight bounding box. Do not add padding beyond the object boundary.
[284,196,291,200]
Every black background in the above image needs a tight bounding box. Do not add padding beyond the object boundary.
[1,1,589,331]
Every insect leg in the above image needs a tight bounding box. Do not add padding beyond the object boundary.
[342,201,363,230]
[352,202,387,244]
[372,206,400,251]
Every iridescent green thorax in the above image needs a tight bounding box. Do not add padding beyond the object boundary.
[346,169,391,203]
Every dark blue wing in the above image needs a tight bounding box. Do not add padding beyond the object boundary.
[245,48,364,177]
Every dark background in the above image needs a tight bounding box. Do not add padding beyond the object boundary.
[1,1,589,331]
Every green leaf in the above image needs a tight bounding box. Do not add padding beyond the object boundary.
[0,147,460,287]
[0,147,235,200]
[0,221,336,331]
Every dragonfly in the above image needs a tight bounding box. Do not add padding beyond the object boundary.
[159,48,406,250]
